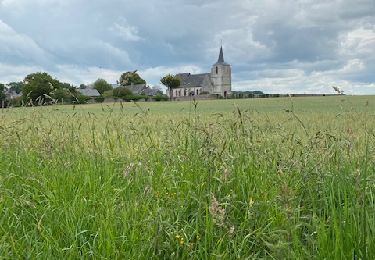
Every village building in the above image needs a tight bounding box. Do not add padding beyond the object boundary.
[170,46,232,98]
[112,83,162,97]
[4,88,22,100]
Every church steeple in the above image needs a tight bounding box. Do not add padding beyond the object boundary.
[211,44,231,97]
[217,46,224,63]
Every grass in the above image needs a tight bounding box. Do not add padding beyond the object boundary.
[0,96,374,258]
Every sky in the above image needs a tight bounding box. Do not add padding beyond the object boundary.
[0,0,374,94]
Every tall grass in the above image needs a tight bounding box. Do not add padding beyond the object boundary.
[0,96,374,258]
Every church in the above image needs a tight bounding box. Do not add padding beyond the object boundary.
[169,46,232,98]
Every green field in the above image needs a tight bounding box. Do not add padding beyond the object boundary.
[1,96,374,258]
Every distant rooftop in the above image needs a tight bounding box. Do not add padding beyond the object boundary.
[78,88,101,97]
[176,73,210,88]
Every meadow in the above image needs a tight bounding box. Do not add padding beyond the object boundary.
[0,96,374,258]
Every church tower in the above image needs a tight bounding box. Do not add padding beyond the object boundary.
[211,46,231,97]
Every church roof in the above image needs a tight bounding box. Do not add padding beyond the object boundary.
[214,46,229,66]
[176,73,210,88]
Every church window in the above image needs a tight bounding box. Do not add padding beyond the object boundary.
[216,66,218,74]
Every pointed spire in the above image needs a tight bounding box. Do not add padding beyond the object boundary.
[217,46,224,63]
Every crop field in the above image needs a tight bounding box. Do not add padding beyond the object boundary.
[0,96,374,258]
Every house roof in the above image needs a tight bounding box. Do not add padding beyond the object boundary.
[125,84,147,95]
[143,87,161,96]
[176,73,210,88]
[5,90,22,99]
[78,88,101,97]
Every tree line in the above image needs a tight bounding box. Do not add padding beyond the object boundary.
[1,71,170,107]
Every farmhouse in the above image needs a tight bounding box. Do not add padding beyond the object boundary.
[169,46,232,98]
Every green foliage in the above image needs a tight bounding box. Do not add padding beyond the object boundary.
[160,74,180,89]
[0,83,5,101]
[160,74,180,100]
[113,86,133,99]
[0,97,374,258]
[8,82,24,94]
[8,96,23,107]
[102,90,113,98]
[75,94,91,104]
[94,96,105,103]
[119,70,146,86]
[51,88,72,103]
[123,94,146,102]
[153,94,169,101]
[22,72,61,104]
[21,73,78,105]
[93,79,113,94]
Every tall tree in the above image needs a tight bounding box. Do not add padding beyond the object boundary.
[160,74,180,101]
[93,78,112,94]
[22,72,61,104]
[119,70,146,86]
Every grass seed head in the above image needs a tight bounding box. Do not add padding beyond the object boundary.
[209,194,226,227]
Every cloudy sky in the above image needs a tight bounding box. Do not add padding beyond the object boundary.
[0,0,374,94]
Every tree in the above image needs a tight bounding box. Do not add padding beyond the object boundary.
[160,74,180,101]
[22,72,61,104]
[52,82,78,103]
[0,83,6,103]
[51,88,71,103]
[332,86,344,95]
[8,82,24,94]
[93,78,112,94]
[119,70,146,86]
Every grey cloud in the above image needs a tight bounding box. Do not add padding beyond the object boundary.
[0,0,374,93]
[0,20,51,66]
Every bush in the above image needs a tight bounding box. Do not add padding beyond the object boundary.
[75,94,91,104]
[51,88,72,103]
[121,94,146,102]
[103,90,113,98]
[8,97,23,107]
[95,96,105,103]
[153,94,169,102]
[113,87,132,99]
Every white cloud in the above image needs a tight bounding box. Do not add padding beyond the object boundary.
[0,19,50,65]
[95,41,133,67]
[339,27,375,57]
[234,61,375,95]
[0,63,42,83]
[110,19,142,42]
[140,65,203,80]
[54,65,122,85]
